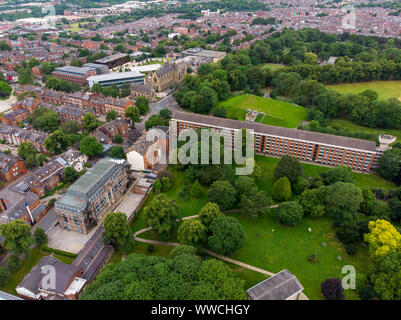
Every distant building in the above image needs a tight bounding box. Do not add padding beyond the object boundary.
[87,71,145,89]
[95,53,130,69]
[55,158,131,234]
[182,47,227,63]
[97,118,131,142]
[52,66,97,85]
[82,63,109,75]
[16,255,86,300]
[0,108,29,125]
[247,270,305,300]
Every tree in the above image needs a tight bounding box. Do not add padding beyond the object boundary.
[377,148,401,181]
[6,254,21,273]
[36,153,47,166]
[361,188,375,214]
[106,110,119,121]
[208,180,236,210]
[321,278,344,300]
[0,220,32,254]
[113,135,123,144]
[208,216,245,256]
[272,177,292,202]
[61,120,81,134]
[0,267,9,287]
[275,201,304,226]
[31,108,59,132]
[82,112,98,132]
[274,155,303,186]
[335,220,360,244]
[103,212,134,251]
[33,227,47,247]
[325,182,363,220]
[161,177,171,192]
[18,142,37,168]
[320,166,354,185]
[63,166,80,184]
[364,219,401,259]
[190,179,202,198]
[145,114,163,130]
[0,81,12,98]
[294,177,310,195]
[143,194,178,239]
[44,130,69,154]
[370,200,390,219]
[108,146,126,159]
[135,96,149,115]
[177,219,207,247]
[153,179,162,194]
[125,106,140,125]
[298,187,327,217]
[234,176,257,197]
[80,136,104,158]
[240,191,271,218]
[170,245,197,259]
[198,202,221,228]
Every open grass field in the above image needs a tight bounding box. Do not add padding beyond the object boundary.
[228,212,371,300]
[330,118,401,143]
[69,23,83,33]
[326,80,401,101]
[262,63,286,71]
[213,94,308,128]
[0,246,75,295]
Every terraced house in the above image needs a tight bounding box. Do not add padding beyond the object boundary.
[0,124,48,153]
[55,158,131,234]
[171,112,380,172]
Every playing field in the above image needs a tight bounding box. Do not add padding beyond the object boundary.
[326,80,401,101]
[213,94,308,128]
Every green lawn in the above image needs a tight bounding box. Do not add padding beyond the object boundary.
[213,94,308,128]
[0,246,75,295]
[330,118,401,143]
[326,80,401,101]
[228,212,371,300]
[69,23,82,32]
[262,63,286,71]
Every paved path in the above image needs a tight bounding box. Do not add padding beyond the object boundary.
[133,214,276,277]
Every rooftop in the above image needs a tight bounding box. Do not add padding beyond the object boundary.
[87,71,144,82]
[95,52,128,64]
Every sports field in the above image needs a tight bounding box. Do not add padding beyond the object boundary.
[213,94,308,128]
[326,80,401,101]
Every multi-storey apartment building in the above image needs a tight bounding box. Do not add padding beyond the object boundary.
[55,158,131,234]
[170,112,379,172]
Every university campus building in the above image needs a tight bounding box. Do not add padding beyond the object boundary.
[170,111,382,172]
[52,66,97,86]
[55,158,132,234]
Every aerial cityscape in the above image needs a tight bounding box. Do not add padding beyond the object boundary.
[0,0,400,310]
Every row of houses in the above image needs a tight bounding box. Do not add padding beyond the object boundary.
[0,124,48,153]
[12,85,135,118]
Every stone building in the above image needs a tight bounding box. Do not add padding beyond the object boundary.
[131,82,156,102]
[151,62,187,92]
[55,158,131,234]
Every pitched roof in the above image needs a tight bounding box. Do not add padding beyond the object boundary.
[172,111,377,152]
[247,270,303,300]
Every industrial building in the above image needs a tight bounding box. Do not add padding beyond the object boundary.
[87,71,145,88]
[171,111,381,172]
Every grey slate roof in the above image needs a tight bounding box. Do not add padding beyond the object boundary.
[172,111,377,152]
[247,270,303,300]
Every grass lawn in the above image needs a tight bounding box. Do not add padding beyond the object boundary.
[330,118,401,143]
[213,94,308,128]
[228,212,371,300]
[326,80,401,101]
[69,23,82,32]
[0,246,75,295]
[262,63,285,71]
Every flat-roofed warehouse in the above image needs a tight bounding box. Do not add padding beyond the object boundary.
[182,47,227,63]
[171,111,380,172]
[87,71,145,88]
[95,53,130,69]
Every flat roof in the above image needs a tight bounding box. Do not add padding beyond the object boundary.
[54,66,94,74]
[172,111,377,152]
[95,53,128,63]
[87,71,144,82]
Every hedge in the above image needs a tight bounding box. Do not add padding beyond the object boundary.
[41,246,78,258]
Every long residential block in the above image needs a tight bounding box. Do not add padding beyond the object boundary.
[171,111,381,172]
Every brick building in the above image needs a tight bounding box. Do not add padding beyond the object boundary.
[52,66,97,85]
[0,124,48,153]
[97,118,130,141]
[171,112,379,172]
[55,158,131,234]
[0,108,29,125]
[151,62,187,92]
[0,153,26,182]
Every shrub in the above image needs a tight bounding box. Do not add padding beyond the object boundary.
[321,278,344,300]
[208,180,236,210]
[0,267,9,286]
[170,245,197,259]
[274,155,303,186]
[113,135,123,144]
[272,177,292,202]
[335,221,360,244]
[294,177,310,195]
[275,201,304,226]
[345,244,357,256]
[6,254,22,273]
[153,179,162,194]
[190,179,202,198]
[198,202,221,229]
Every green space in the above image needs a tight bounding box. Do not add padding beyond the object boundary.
[228,212,371,300]
[330,118,401,143]
[326,80,401,101]
[262,63,285,71]
[213,94,308,128]
[128,154,395,299]
[69,23,82,33]
[0,246,75,295]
